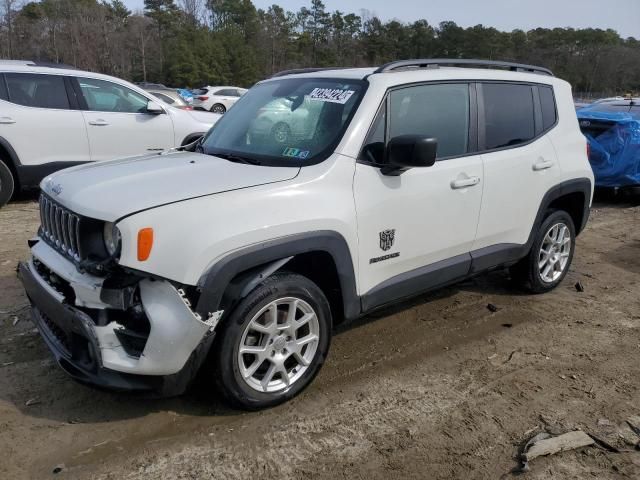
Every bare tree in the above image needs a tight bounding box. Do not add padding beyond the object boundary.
[1,0,19,57]
[128,15,155,81]
[181,0,202,25]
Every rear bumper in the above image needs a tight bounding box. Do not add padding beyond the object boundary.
[18,258,215,396]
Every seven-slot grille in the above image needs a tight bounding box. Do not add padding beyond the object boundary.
[39,195,82,261]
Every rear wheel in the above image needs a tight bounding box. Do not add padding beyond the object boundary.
[212,272,332,410]
[510,210,575,293]
[0,160,15,207]
[210,103,226,114]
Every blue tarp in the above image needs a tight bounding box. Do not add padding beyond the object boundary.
[177,88,194,103]
[577,108,640,187]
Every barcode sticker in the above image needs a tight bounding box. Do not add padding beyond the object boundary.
[308,88,355,104]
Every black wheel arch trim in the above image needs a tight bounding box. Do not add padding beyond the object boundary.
[468,177,591,278]
[195,231,360,321]
[0,136,20,166]
[529,177,591,238]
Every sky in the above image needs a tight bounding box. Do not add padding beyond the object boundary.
[122,0,640,39]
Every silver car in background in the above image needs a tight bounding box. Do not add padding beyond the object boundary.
[249,96,324,145]
[192,86,248,113]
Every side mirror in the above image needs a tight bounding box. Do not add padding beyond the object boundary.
[146,100,164,114]
[382,135,437,176]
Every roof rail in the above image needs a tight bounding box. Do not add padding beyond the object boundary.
[0,59,35,66]
[270,67,346,78]
[374,59,554,76]
[0,59,78,69]
[32,61,78,70]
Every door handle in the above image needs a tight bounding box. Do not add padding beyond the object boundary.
[533,159,554,171]
[88,119,109,126]
[451,176,480,189]
[0,117,15,124]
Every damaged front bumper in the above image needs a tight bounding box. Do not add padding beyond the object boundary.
[18,240,218,396]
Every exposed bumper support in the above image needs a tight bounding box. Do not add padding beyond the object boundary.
[31,240,109,309]
[18,243,217,395]
[94,279,210,375]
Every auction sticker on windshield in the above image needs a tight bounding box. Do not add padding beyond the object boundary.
[283,147,310,159]
[308,87,355,104]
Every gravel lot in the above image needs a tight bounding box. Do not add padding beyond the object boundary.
[1,194,639,479]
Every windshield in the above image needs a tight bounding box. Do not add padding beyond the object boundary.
[201,78,367,166]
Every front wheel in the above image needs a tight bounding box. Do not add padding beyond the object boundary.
[211,272,332,410]
[510,210,576,293]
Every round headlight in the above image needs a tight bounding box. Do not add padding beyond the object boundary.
[103,222,122,257]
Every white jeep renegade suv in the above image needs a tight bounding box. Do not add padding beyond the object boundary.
[19,59,593,409]
[0,61,219,206]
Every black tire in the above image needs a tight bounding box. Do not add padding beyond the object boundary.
[0,160,15,207]
[510,210,576,293]
[211,272,332,410]
[210,103,226,114]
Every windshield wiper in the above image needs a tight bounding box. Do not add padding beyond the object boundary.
[208,151,262,166]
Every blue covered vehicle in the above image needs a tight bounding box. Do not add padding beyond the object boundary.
[577,98,640,188]
[177,88,194,104]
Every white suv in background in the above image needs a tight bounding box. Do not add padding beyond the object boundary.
[19,59,593,410]
[0,61,220,206]
[191,86,248,113]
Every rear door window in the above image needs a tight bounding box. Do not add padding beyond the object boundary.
[539,85,557,130]
[4,73,70,109]
[0,75,7,101]
[482,83,535,150]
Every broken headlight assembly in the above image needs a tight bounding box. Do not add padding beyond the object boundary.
[103,222,122,258]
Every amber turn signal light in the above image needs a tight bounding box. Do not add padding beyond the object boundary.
[137,228,154,261]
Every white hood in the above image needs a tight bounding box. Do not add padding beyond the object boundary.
[41,152,300,221]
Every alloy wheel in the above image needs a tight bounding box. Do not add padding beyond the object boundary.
[237,297,320,393]
[538,222,571,283]
[212,104,226,114]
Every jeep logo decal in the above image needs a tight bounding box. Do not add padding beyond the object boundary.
[379,229,395,251]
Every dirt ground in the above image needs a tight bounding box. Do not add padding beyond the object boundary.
[1,193,639,480]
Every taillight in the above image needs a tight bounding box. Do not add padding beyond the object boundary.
[586,141,591,158]
[197,96,209,101]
